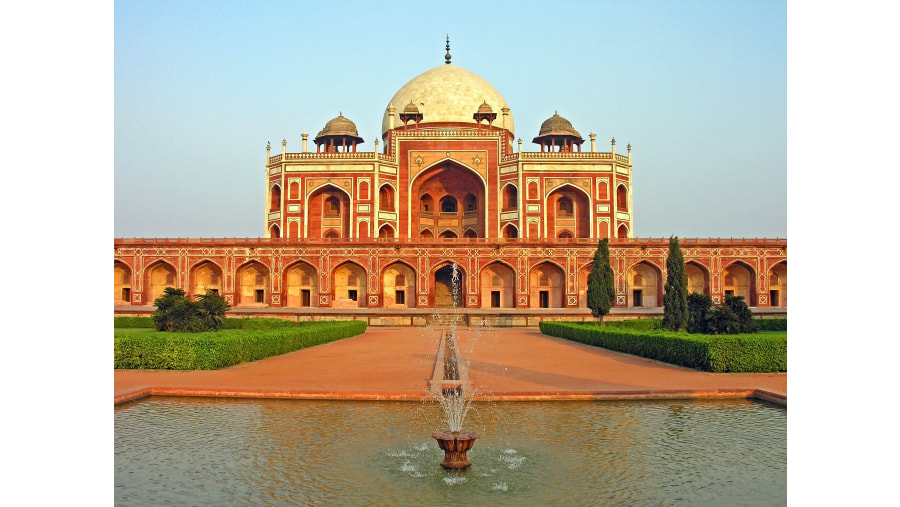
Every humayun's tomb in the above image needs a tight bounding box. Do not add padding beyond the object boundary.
[114,41,786,326]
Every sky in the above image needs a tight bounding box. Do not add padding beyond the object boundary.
[113,0,787,239]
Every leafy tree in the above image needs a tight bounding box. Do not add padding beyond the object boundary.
[587,238,615,325]
[686,293,713,334]
[151,287,229,332]
[662,236,688,331]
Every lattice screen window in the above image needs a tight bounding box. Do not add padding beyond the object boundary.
[348,274,358,286]
[301,274,311,285]
[255,274,264,285]
[539,274,549,286]
[492,275,501,286]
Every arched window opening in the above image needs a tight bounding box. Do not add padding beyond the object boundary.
[502,185,518,210]
[616,185,628,212]
[463,194,477,212]
[558,230,573,239]
[503,225,518,238]
[270,185,281,212]
[325,197,341,217]
[270,225,281,239]
[617,224,628,238]
[558,197,573,217]
[379,185,395,211]
[440,230,457,239]
[324,230,339,239]
[441,196,458,213]
[420,194,434,213]
[463,229,478,238]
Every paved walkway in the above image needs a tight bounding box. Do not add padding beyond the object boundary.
[114,327,786,406]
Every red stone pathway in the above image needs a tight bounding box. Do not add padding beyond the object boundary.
[114,327,786,405]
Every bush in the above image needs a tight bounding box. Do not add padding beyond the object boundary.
[115,320,367,370]
[151,287,230,332]
[539,321,786,373]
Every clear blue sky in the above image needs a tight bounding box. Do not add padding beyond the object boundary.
[113,0,787,239]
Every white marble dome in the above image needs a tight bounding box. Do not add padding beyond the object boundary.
[382,64,514,136]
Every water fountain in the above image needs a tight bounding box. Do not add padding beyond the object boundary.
[429,263,479,469]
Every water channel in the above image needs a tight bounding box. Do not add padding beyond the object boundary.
[115,397,786,505]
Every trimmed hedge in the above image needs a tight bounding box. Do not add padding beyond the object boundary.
[114,316,299,330]
[113,316,155,328]
[115,320,367,370]
[755,318,787,331]
[539,321,786,373]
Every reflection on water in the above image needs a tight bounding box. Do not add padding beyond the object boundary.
[115,398,786,506]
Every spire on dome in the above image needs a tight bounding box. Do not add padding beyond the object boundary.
[445,35,451,64]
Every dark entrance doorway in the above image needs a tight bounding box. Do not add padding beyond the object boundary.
[434,265,462,308]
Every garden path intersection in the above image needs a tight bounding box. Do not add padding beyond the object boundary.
[114,327,786,406]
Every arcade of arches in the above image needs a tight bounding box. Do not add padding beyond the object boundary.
[114,239,786,310]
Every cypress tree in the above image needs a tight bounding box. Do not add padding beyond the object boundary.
[662,235,689,331]
[587,238,615,325]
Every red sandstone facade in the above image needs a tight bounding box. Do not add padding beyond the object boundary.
[114,53,787,315]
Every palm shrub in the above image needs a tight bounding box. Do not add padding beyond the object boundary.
[151,287,230,332]
[686,293,713,334]
[196,290,230,330]
[724,294,757,333]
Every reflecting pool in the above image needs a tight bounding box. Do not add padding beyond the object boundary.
[115,397,785,506]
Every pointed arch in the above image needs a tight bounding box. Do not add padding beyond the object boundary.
[768,261,787,307]
[114,260,132,305]
[378,223,396,239]
[270,184,282,212]
[616,184,628,212]
[236,260,270,307]
[332,261,367,308]
[685,261,710,296]
[546,183,590,238]
[480,261,515,308]
[626,260,662,308]
[284,260,318,308]
[144,260,177,305]
[379,183,395,211]
[433,262,466,308]
[529,261,565,308]
[308,183,351,239]
[382,261,416,308]
[501,223,519,239]
[722,260,757,306]
[269,224,281,239]
[501,183,518,211]
[188,260,224,298]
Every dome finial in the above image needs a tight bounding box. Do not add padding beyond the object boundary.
[445,35,451,64]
